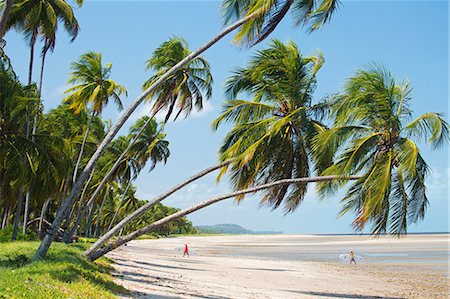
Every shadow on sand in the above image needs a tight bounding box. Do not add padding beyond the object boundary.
[284,290,405,299]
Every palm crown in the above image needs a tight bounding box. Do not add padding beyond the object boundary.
[313,65,449,235]
[143,37,213,123]
[64,52,126,115]
[213,39,327,213]
[7,0,79,40]
[222,0,340,46]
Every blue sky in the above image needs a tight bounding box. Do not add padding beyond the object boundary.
[5,0,449,233]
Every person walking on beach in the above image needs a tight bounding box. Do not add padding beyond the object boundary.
[349,250,357,265]
[183,244,189,257]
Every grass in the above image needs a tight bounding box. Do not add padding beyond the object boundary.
[0,241,127,298]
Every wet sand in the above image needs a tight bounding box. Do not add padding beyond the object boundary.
[110,234,449,298]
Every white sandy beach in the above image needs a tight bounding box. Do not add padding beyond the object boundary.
[109,234,449,298]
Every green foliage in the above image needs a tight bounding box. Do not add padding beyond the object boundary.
[64,52,126,115]
[313,65,449,235]
[0,241,126,298]
[222,0,340,46]
[0,226,38,243]
[213,39,326,213]
[143,37,213,123]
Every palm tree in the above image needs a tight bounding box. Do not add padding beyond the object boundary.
[64,51,126,184]
[65,116,170,242]
[106,116,170,231]
[0,57,67,240]
[143,37,213,122]
[35,0,339,260]
[6,0,79,85]
[212,39,327,212]
[87,174,359,261]
[6,0,79,234]
[0,0,14,40]
[84,39,325,257]
[222,0,339,46]
[312,65,449,235]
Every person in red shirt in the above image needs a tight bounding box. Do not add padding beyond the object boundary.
[183,244,189,257]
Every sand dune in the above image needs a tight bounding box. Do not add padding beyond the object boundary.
[109,234,449,298]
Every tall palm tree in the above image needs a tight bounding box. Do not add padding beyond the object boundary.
[36,0,339,260]
[312,65,449,235]
[6,0,79,85]
[65,116,170,242]
[213,39,327,212]
[6,0,79,233]
[106,116,170,231]
[64,51,126,184]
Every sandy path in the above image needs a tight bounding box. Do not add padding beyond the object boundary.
[108,235,449,298]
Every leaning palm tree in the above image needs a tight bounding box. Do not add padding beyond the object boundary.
[64,116,169,242]
[312,65,449,235]
[212,39,327,212]
[106,116,170,231]
[84,39,327,257]
[64,51,126,184]
[36,0,339,260]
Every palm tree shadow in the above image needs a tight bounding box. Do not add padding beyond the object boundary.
[284,290,405,299]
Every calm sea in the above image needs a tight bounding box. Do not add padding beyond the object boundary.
[202,234,449,275]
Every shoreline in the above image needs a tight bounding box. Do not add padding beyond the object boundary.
[110,234,449,298]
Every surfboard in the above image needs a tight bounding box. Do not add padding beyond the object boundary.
[339,253,364,262]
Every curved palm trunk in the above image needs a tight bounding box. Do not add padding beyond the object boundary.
[86,203,96,237]
[107,176,135,232]
[93,191,108,238]
[75,113,157,235]
[87,175,360,261]
[0,0,13,40]
[83,159,232,257]
[63,169,96,242]
[34,13,257,260]
[39,198,50,236]
[72,111,95,184]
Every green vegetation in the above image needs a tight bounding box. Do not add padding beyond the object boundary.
[0,241,126,298]
[196,224,282,235]
[0,0,446,273]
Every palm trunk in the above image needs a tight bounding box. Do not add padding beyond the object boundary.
[34,13,257,260]
[87,175,360,261]
[72,111,94,184]
[93,191,108,238]
[83,159,231,257]
[12,190,24,240]
[28,30,37,85]
[39,198,50,235]
[25,45,49,235]
[18,30,37,237]
[78,114,156,232]
[63,169,96,242]
[86,203,95,237]
[107,177,135,232]
[0,0,13,40]
[1,206,9,229]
